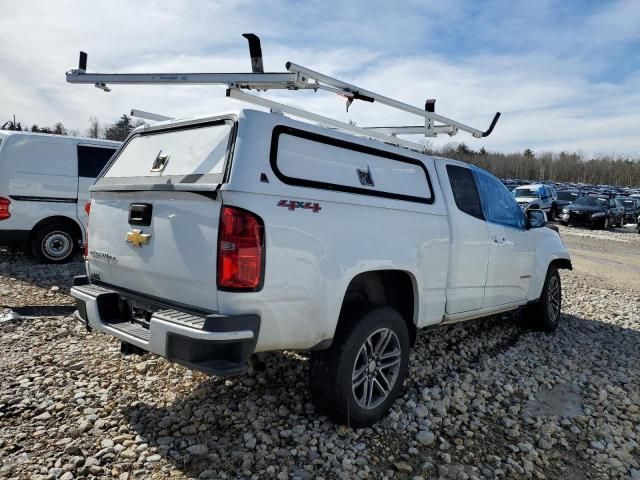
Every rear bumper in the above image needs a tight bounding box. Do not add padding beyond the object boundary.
[0,229,29,249]
[70,276,259,377]
[563,213,603,227]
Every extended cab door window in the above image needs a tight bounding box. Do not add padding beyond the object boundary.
[446,165,484,220]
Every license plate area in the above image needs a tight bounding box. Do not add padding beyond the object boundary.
[121,298,154,330]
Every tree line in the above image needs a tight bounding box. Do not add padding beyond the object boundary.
[3,116,639,187]
[2,114,144,142]
[427,143,640,188]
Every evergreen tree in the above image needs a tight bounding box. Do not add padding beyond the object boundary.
[104,114,134,141]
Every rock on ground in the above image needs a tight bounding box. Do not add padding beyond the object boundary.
[1,229,639,479]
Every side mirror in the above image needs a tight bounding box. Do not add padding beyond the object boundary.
[527,209,547,229]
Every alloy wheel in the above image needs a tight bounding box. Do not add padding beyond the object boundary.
[547,275,561,322]
[352,328,402,410]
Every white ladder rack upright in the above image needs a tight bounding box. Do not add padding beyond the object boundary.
[66,34,500,153]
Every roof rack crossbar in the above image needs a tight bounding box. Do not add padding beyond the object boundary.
[130,109,173,122]
[66,34,501,147]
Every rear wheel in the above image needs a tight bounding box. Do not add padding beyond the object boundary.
[523,266,561,332]
[31,223,78,264]
[309,305,410,427]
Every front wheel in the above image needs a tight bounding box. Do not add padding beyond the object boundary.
[601,217,609,230]
[523,266,562,332]
[309,306,410,427]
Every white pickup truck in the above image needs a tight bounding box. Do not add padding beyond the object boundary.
[71,109,572,426]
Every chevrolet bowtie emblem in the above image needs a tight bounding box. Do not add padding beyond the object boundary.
[126,229,151,248]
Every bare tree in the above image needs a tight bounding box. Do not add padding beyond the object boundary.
[86,117,101,138]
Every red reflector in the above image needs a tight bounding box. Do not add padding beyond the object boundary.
[217,206,264,291]
[84,201,91,216]
[0,197,11,221]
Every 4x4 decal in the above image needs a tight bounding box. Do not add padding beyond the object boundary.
[277,199,322,213]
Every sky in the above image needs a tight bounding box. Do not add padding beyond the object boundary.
[1,0,639,157]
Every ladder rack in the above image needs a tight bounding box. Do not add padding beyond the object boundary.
[66,34,501,153]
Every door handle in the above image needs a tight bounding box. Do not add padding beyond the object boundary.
[129,203,153,226]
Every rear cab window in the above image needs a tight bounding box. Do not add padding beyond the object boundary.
[95,118,235,190]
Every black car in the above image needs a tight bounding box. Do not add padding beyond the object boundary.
[619,198,640,225]
[560,195,625,229]
[556,189,584,211]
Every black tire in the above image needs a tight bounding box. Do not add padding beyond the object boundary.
[549,203,557,221]
[600,217,609,230]
[309,305,410,427]
[523,266,562,332]
[30,223,78,264]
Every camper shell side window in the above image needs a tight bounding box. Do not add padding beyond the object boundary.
[269,125,434,204]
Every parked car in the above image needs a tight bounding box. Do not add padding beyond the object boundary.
[556,189,584,211]
[560,195,625,229]
[71,109,572,426]
[619,197,640,225]
[0,131,119,263]
[512,184,558,219]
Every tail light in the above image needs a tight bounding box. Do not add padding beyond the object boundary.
[217,206,264,291]
[0,197,11,220]
[83,201,91,257]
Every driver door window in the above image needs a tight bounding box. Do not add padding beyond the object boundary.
[473,169,533,308]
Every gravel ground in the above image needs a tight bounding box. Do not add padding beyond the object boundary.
[1,227,639,480]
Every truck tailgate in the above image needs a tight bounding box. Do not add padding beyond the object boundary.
[88,190,221,311]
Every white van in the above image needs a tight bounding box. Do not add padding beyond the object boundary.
[0,131,120,263]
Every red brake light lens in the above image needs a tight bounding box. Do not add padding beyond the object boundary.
[0,197,11,220]
[217,206,264,291]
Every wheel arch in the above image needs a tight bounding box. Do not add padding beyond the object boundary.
[29,215,83,246]
[335,269,419,346]
[550,258,572,271]
[528,256,572,303]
